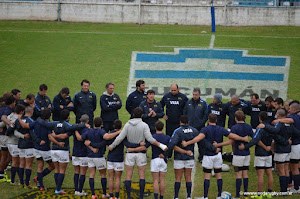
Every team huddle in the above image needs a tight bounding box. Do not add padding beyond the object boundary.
[0,79,299,199]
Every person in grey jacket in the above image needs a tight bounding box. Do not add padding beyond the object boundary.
[108,107,167,199]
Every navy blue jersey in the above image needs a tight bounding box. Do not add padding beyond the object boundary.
[104,130,125,162]
[244,124,273,156]
[73,90,97,126]
[231,123,253,156]
[0,106,13,135]
[125,89,146,117]
[224,101,248,129]
[52,93,74,121]
[139,100,164,133]
[36,118,85,151]
[200,125,229,156]
[72,127,89,157]
[160,92,188,123]
[100,93,122,122]
[34,93,52,120]
[81,128,106,158]
[266,106,276,125]
[16,116,35,149]
[244,100,267,129]
[19,100,31,107]
[287,111,300,145]
[183,98,208,130]
[207,103,226,127]
[151,133,170,161]
[33,120,51,151]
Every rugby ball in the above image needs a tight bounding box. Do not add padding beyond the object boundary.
[221,191,232,199]
[222,163,230,172]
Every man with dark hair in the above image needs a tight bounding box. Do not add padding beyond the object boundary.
[126,80,146,118]
[34,84,52,120]
[20,94,35,108]
[150,121,170,199]
[167,115,218,199]
[36,109,89,195]
[265,96,276,124]
[160,84,188,136]
[100,82,122,133]
[0,95,16,182]
[224,94,248,130]
[52,87,74,121]
[239,111,274,194]
[184,88,208,161]
[243,93,267,131]
[139,90,164,134]
[208,93,226,127]
[73,79,97,126]
[11,89,21,105]
[108,107,168,199]
[182,113,247,199]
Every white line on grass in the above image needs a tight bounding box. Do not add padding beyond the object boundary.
[154,46,265,50]
[209,34,215,49]
[0,29,299,39]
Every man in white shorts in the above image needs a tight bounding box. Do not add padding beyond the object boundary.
[108,107,167,199]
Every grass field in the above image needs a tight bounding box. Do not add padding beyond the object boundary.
[0,21,300,199]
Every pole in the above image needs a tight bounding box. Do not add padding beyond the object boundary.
[211,0,215,33]
[138,0,141,25]
[58,0,61,22]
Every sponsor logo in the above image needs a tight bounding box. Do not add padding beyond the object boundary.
[211,110,220,115]
[128,48,290,99]
[170,101,179,105]
[183,128,193,133]
[252,107,260,112]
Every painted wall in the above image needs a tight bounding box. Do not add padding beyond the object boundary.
[0,2,299,26]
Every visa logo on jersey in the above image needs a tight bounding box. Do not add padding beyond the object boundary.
[127,48,290,100]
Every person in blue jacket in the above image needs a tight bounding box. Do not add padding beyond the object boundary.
[100,82,122,133]
[52,87,74,121]
[73,79,97,127]
[34,84,52,120]
[139,89,164,134]
[126,80,146,118]
[160,84,188,136]
[207,93,226,127]
[184,88,208,162]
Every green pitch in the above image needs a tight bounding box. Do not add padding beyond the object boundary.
[0,21,300,199]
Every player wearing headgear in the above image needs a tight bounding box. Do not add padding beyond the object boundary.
[126,80,146,118]
[160,84,188,136]
[100,82,122,133]
[36,109,88,195]
[139,89,164,134]
[207,93,226,127]
[182,113,247,199]
[239,111,274,194]
[108,107,168,199]
[150,121,170,199]
[167,115,218,199]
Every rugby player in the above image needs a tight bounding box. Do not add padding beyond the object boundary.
[126,80,146,118]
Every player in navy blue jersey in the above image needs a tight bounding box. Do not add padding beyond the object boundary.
[126,80,146,118]
[73,79,97,127]
[207,94,226,127]
[31,109,59,191]
[243,93,267,131]
[11,89,22,105]
[33,84,52,120]
[81,117,110,199]
[52,87,74,121]
[72,114,90,196]
[168,115,218,199]
[213,110,253,199]
[182,113,248,199]
[239,111,274,194]
[0,95,15,182]
[151,121,170,199]
[139,89,164,134]
[36,109,88,195]
[100,82,122,133]
[265,96,276,124]
[160,84,188,136]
